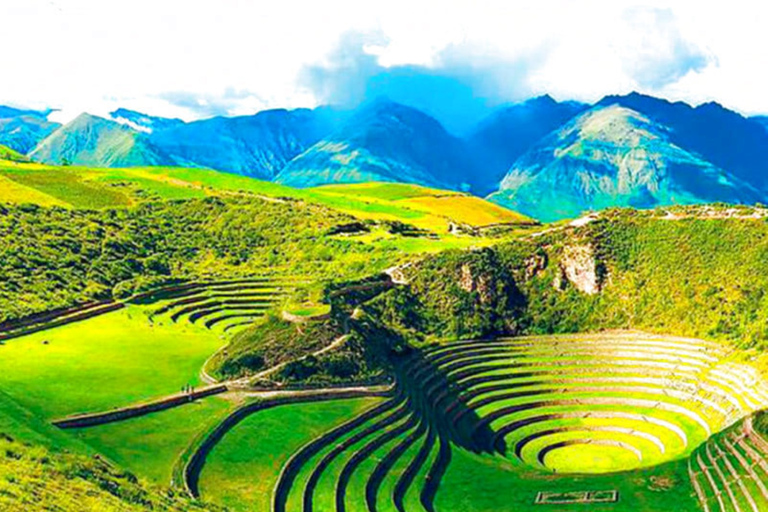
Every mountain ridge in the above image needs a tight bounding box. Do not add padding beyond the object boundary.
[6,92,768,220]
[30,113,172,167]
[488,103,764,221]
[275,99,475,189]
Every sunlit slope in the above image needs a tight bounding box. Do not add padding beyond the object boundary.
[0,160,532,231]
[489,104,763,222]
[0,144,29,162]
[308,182,535,230]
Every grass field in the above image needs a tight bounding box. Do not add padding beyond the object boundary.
[198,397,381,511]
[437,449,700,512]
[0,306,224,420]
[71,396,233,485]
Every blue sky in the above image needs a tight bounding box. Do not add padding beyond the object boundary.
[1,0,765,128]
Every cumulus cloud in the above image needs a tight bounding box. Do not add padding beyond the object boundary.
[620,7,713,90]
[301,32,552,134]
[1,0,767,123]
[157,88,268,119]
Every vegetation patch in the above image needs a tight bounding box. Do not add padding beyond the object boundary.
[0,434,217,512]
[0,307,223,420]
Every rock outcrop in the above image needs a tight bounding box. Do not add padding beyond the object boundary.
[555,244,601,295]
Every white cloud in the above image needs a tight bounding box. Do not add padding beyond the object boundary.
[1,0,767,123]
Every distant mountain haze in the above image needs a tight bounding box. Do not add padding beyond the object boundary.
[148,107,345,179]
[0,106,60,154]
[4,92,768,221]
[275,99,475,189]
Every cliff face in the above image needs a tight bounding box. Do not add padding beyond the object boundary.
[554,244,601,295]
[459,262,498,305]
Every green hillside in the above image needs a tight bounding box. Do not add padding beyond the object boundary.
[0,144,29,162]
[5,159,768,512]
[0,160,533,233]
[30,113,171,168]
[0,434,216,512]
[365,205,768,352]
[489,105,762,222]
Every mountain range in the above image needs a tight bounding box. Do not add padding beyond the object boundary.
[3,92,768,221]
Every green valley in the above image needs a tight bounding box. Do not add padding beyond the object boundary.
[3,155,768,512]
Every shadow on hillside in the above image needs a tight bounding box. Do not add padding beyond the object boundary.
[392,347,503,456]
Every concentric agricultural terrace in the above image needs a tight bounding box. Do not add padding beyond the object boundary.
[140,277,291,333]
[185,332,768,511]
[0,276,292,343]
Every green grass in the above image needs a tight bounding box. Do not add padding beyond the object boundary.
[0,306,224,420]
[0,436,206,512]
[198,397,381,511]
[310,182,459,201]
[0,162,530,234]
[436,448,701,511]
[71,396,233,485]
[0,390,93,454]
[0,145,29,162]
[284,303,331,318]
[0,166,132,208]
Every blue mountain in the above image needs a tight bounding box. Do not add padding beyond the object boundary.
[148,107,344,179]
[274,99,475,189]
[0,106,60,154]
[598,92,768,192]
[466,95,588,194]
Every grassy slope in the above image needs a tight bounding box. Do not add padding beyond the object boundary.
[0,307,223,420]
[71,396,233,486]
[364,207,768,355]
[0,160,532,232]
[0,145,29,162]
[0,435,215,512]
[0,195,383,323]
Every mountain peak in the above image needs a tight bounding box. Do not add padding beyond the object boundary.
[275,99,472,190]
[525,94,557,107]
[109,108,184,133]
[489,103,762,221]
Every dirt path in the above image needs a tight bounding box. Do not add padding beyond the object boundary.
[54,332,355,430]
[244,334,351,384]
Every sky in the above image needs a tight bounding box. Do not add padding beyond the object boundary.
[2,0,768,132]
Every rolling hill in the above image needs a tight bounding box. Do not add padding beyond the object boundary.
[0,157,532,234]
[274,99,475,190]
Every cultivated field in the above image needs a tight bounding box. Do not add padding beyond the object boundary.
[170,332,768,512]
